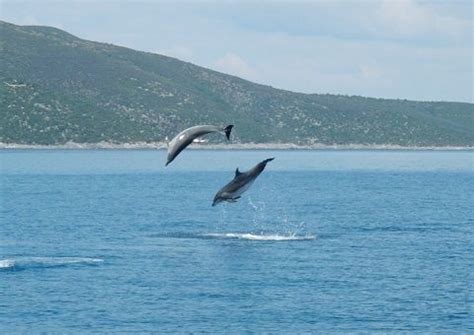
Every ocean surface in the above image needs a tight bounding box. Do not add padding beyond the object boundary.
[1,149,473,333]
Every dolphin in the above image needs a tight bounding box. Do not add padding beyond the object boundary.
[212,158,275,206]
[165,125,233,166]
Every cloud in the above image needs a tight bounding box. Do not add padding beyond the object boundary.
[0,0,471,102]
[243,32,471,101]
[213,52,259,81]
[373,0,470,41]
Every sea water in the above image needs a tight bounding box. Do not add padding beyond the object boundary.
[1,149,473,333]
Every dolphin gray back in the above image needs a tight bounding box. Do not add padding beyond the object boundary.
[166,124,233,166]
[181,124,233,140]
[248,157,275,176]
[212,157,275,205]
[186,125,221,136]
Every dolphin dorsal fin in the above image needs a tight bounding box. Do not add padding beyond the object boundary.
[235,168,242,177]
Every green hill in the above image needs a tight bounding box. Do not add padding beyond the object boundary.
[1,21,472,146]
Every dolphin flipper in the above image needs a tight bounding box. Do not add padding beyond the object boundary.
[229,196,241,203]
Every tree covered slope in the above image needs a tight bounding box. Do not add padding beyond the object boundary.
[1,21,472,146]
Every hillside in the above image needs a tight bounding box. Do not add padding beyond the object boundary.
[1,21,473,146]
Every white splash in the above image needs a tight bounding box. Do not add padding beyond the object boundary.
[203,233,315,241]
[0,259,16,269]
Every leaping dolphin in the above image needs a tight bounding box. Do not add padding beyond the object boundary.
[165,125,233,166]
[212,158,275,206]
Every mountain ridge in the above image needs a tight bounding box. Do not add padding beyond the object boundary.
[16,23,469,104]
[1,21,473,146]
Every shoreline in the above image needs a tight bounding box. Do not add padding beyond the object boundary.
[0,142,472,151]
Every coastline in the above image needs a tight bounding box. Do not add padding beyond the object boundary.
[0,141,472,151]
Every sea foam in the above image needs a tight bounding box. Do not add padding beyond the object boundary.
[203,233,315,241]
[0,259,16,270]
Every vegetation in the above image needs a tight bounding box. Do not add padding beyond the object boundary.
[1,21,472,146]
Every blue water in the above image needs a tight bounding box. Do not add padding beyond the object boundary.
[1,150,473,333]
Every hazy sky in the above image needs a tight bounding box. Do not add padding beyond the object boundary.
[1,0,473,102]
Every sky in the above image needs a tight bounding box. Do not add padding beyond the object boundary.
[1,0,473,102]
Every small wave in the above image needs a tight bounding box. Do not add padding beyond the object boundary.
[147,232,315,241]
[203,233,315,241]
[0,257,103,271]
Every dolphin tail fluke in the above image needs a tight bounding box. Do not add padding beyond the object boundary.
[223,125,234,140]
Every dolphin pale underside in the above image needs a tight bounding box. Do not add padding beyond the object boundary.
[165,124,233,166]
